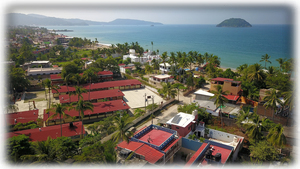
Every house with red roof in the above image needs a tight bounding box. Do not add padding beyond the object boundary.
[59,89,124,103]
[50,71,113,85]
[7,109,39,126]
[209,77,242,104]
[165,111,198,137]
[116,124,182,165]
[52,79,142,96]
[8,122,84,142]
[44,100,130,125]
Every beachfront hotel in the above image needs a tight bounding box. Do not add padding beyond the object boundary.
[123,49,160,64]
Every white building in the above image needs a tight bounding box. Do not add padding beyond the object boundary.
[159,63,176,73]
[149,74,174,84]
[123,49,160,64]
[27,67,62,76]
[194,89,240,118]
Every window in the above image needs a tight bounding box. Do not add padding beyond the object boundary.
[176,127,179,129]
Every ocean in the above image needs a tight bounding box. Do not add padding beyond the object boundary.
[45,24,293,70]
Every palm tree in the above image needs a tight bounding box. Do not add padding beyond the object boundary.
[236,64,248,75]
[42,79,48,100]
[248,63,265,84]
[195,53,204,68]
[283,86,293,111]
[72,73,81,86]
[235,106,254,128]
[267,123,286,147]
[210,85,229,128]
[203,52,210,64]
[260,54,272,69]
[21,137,57,164]
[161,52,168,73]
[187,51,196,70]
[70,99,94,138]
[83,68,97,101]
[151,41,153,52]
[276,58,286,71]
[46,103,72,137]
[243,113,264,143]
[144,64,153,75]
[158,82,177,100]
[172,83,187,101]
[168,52,177,68]
[63,73,73,102]
[263,88,283,121]
[111,113,133,143]
[44,79,58,125]
[70,86,87,103]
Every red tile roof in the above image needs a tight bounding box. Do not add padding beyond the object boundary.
[135,144,164,164]
[50,74,62,80]
[162,136,182,152]
[118,140,144,151]
[59,89,124,103]
[43,100,130,121]
[211,77,233,82]
[138,128,173,146]
[50,71,113,81]
[7,110,39,125]
[201,145,232,165]
[185,143,208,167]
[8,122,84,142]
[223,94,240,101]
[52,79,142,93]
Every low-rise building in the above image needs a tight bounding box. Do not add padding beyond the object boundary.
[44,100,130,125]
[6,109,39,126]
[159,63,175,73]
[123,49,160,64]
[52,79,142,96]
[117,124,182,165]
[22,60,51,70]
[27,67,62,76]
[194,89,240,118]
[59,89,124,103]
[209,77,242,104]
[50,71,113,85]
[149,74,174,84]
[8,122,84,142]
[165,111,198,137]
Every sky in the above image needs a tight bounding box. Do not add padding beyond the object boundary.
[4,2,294,25]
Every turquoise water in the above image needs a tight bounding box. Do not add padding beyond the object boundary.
[45,24,293,69]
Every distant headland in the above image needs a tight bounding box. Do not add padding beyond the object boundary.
[216,18,252,27]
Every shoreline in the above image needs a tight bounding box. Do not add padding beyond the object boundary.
[63,34,239,71]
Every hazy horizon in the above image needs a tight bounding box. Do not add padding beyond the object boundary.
[6,4,293,25]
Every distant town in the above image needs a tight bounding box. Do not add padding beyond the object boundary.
[6,25,294,166]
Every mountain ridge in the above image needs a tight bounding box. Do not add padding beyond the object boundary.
[7,13,163,26]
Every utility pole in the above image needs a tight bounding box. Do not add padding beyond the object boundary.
[144,93,147,113]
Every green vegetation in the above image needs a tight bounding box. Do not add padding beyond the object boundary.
[13,121,39,131]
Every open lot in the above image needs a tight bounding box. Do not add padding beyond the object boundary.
[122,88,166,109]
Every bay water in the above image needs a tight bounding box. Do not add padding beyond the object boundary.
[45,24,293,70]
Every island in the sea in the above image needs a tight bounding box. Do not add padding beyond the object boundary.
[216,18,252,27]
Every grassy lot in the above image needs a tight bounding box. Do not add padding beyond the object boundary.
[24,90,47,103]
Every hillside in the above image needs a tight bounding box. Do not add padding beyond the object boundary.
[216,18,252,27]
[6,13,163,26]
